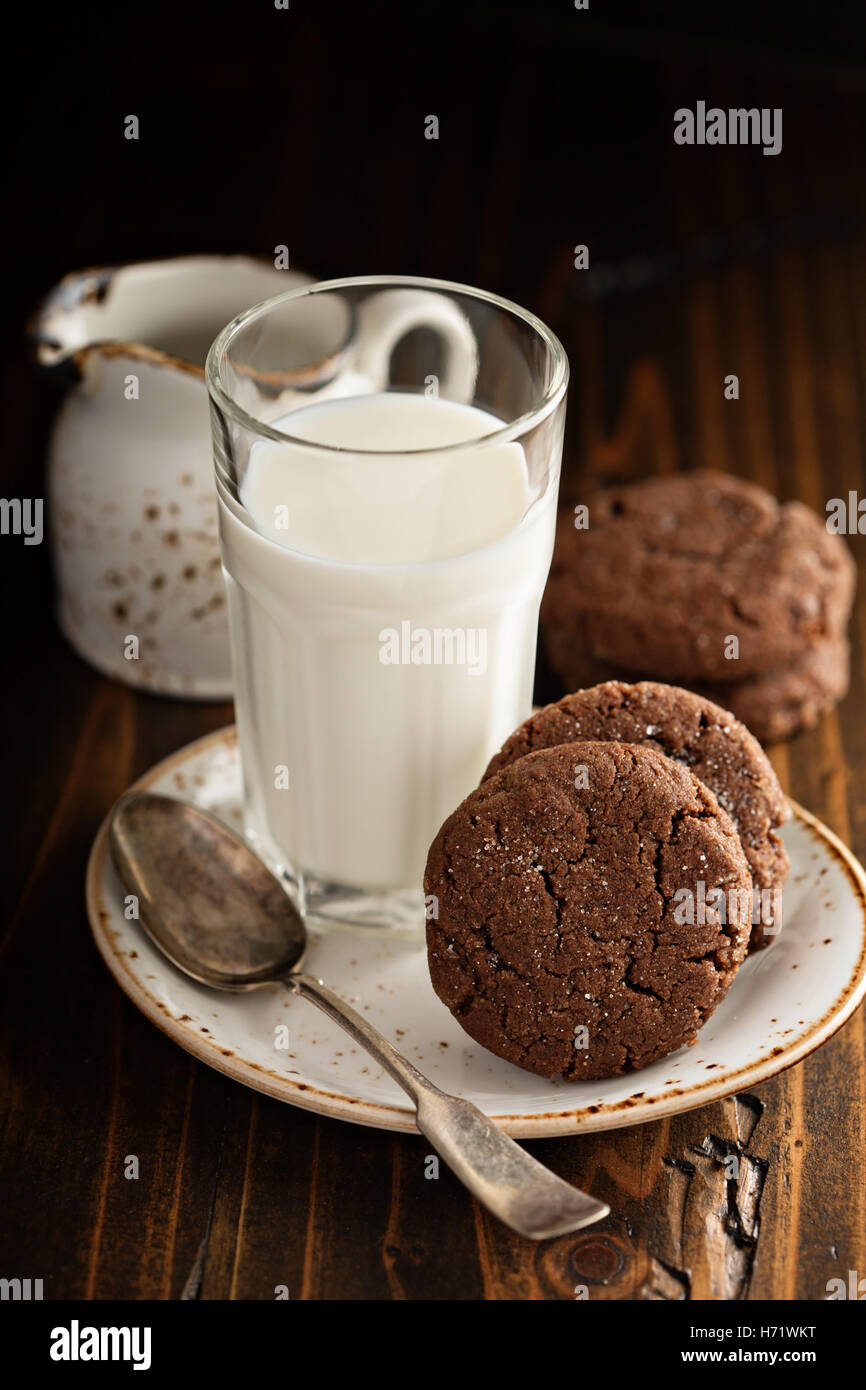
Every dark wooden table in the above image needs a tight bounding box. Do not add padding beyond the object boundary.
[1,8,864,1300]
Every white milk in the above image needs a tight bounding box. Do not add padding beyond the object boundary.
[218,392,557,895]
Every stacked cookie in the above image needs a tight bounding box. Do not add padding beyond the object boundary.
[424,681,790,1082]
[541,470,855,741]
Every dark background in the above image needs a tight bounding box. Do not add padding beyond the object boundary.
[8,0,866,313]
[2,0,865,1301]
[6,0,866,719]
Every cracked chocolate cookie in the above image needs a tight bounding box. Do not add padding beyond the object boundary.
[425,740,753,1082]
[483,680,789,952]
[543,470,855,683]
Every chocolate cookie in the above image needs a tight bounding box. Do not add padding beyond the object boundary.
[541,636,850,745]
[693,637,851,743]
[543,470,855,682]
[425,741,753,1082]
[483,681,789,951]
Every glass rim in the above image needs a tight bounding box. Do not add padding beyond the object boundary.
[205,273,569,455]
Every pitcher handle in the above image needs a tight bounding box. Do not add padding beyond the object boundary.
[353,287,479,403]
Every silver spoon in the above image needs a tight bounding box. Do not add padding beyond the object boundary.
[109,791,609,1241]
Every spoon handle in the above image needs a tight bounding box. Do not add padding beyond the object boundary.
[286,971,609,1240]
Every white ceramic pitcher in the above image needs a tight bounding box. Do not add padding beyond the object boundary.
[32,257,479,698]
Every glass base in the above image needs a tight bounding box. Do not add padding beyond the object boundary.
[243,819,427,939]
[301,874,428,939]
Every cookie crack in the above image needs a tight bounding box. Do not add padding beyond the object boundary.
[535,864,564,953]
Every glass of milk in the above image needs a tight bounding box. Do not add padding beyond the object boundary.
[206,276,568,935]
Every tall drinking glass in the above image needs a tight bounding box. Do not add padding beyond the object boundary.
[206,276,568,934]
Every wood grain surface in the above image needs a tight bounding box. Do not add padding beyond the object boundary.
[1,9,864,1300]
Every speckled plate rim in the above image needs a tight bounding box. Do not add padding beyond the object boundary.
[85,725,866,1137]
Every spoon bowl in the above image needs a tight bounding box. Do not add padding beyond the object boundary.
[110,792,307,988]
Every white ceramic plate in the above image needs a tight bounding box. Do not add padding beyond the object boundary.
[86,727,866,1137]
